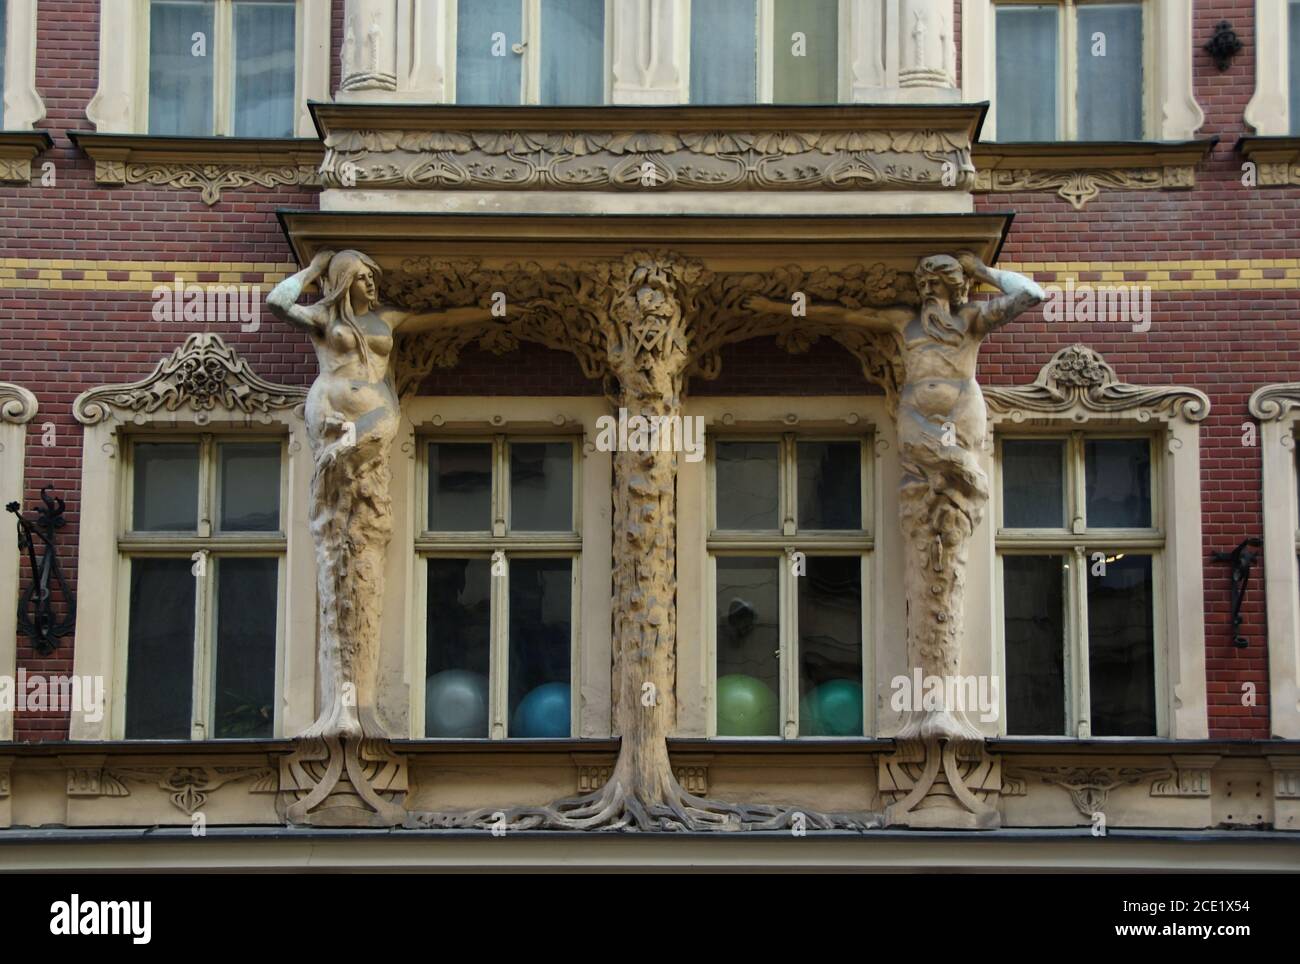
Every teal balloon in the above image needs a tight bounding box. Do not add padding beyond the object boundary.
[716,674,779,736]
[511,682,571,738]
[802,679,863,736]
[425,670,490,738]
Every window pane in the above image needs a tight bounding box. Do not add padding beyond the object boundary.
[509,442,572,531]
[715,556,780,736]
[1085,438,1151,527]
[233,0,296,137]
[425,558,492,738]
[796,441,861,530]
[540,0,604,104]
[1003,554,1067,735]
[133,442,199,532]
[1292,2,1300,134]
[773,0,838,103]
[456,0,522,104]
[690,0,757,103]
[218,442,280,532]
[508,558,572,737]
[125,558,196,739]
[1076,3,1143,140]
[797,556,862,736]
[428,442,492,532]
[995,4,1058,140]
[1087,553,1155,735]
[1001,439,1065,528]
[212,557,277,738]
[149,0,215,135]
[715,441,779,530]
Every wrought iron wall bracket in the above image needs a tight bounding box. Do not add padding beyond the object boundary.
[1211,538,1262,649]
[7,486,76,654]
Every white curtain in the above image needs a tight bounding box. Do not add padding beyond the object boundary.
[540,0,605,104]
[232,0,296,138]
[149,0,215,135]
[690,0,757,104]
[457,0,523,105]
[995,4,1058,141]
[1076,2,1143,141]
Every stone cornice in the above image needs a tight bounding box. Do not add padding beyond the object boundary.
[310,102,987,193]
[974,138,1218,209]
[66,132,324,205]
[1249,382,1300,422]
[984,344,1210,424]
[0,382,39,424]
[73,333,307,425]
[0,130,54,183]
[1237,136,1300,187]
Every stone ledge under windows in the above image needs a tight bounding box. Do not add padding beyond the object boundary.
[0,131,54,183]
[66,132,324,206]
[1237,136,1300,188]
[973,139,1218,210]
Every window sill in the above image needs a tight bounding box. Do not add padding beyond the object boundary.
[1236,135,1300,188]
[0,130,54,183]
[973,138,1218,209]
[65,132,324,206]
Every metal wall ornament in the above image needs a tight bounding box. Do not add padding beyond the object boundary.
[7,486,76,654]
[1212,538,1264,649]
[1203,21,1243,72]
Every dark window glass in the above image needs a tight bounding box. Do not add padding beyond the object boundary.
[212,557,278,738]
[425,558,492,738]
[690,0,757,103]
[509,442,572,531]
[218,442,281,532]
[995,4,1058,140]
[1076,2,1143,140]
[507,558,572,737]
[1085,438,1151,528]
[1087,553,1156,735]
[797,441,861,530]
[125,558,196,739]
[133,442,200,532]
[715,441,779,530]
[428,442,492,532]
[797,556,862,736]
[1003,554,1067,735]
[1001,439,1066,528]
[715,556,781,736]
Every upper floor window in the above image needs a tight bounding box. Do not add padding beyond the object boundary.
[146,0,297,136]
[0,0,8,128]
[996,433,1160,737]
[690,0,841,104]
[1291,1,1300,133]
[420,437,580,739]
[994,1,1145,141]
[121,436,286,739]
[455,0,607,105]
[709,435,870,738]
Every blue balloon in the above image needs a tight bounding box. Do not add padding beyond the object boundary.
[802,679,864,736]
[511,682,571,738]
[425,670,489,738]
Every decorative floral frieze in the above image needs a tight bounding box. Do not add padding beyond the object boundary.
[973,166,1194,210]
[113,766,278,815]
[0,382,39,424]
[1006,766,1171,817]
[73,333,308,425]
[984,345,1211,424]
[95,160,321,206]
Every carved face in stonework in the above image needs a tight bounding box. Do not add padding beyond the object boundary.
[914,255,971,308]
[349,265,379,313]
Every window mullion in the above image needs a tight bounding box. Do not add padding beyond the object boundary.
[781,553,796,738]
[490,549,510,738]
[493,435,508,537]
[213,0,234,135]
[758,0,775,103]
[191,550,214,739]
[1062,0,1077,140]
[521,0,539,105]
[781,433,796,536]
[1069,430,1086,533]
[1071,543,1091,738]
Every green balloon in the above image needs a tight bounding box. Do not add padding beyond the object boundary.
[803,679,863,736]
[716,674,779,736]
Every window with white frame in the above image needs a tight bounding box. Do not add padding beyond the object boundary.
[119,436,285,740]
[419,437,579,739]
[709,434,870,738]
[1291,1,1300,134]
[996,433,1161,737]
[144,0,297,136]
[993,0,1146,141]
[690,0,841,104]
[0,0,8,129]
[454,0,607,105]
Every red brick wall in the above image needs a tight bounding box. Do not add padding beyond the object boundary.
[1,0,1287,740]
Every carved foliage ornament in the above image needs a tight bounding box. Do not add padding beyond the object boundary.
[1248,383,1300,422]
[973,167,1194,210]
[73,333,308,425]
[984,344,1210,424]
[0,382,39,424]
[320,128,975,192]
[95,160,320,206]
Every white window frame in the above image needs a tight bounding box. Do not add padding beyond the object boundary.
[1,0,44,129]
[113,433,289,741]
[86,0,329,135]
[0,382,37,741]
[1246,0,1297,135]
[963,0,1203,141]
[415,432,583,739]
[993,430,1167,737]
[1249,382,1300,738]
[447,0,614,105]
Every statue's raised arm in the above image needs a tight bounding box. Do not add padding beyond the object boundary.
[957,251,1046,334]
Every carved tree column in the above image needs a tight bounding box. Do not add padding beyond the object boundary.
[898,0,956,92]
[610,0,689,104]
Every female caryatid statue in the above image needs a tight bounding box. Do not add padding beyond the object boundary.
[268,250,491,739]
